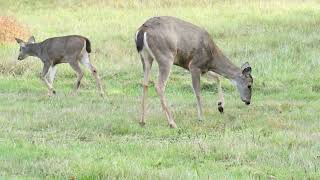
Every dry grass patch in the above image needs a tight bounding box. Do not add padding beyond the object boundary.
[0,16,29,43]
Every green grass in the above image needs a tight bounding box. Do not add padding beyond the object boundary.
[1,0,320,179]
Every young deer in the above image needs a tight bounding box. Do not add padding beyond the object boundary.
[135,16,253,128]
[15,35,104,96]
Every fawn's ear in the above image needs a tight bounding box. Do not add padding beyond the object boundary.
[28,36,35,44]
[241,62,252,75]
[15,38,26,47]
[15,37,24,44]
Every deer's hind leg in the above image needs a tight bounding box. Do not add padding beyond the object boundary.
[155,55,177,128]
[80,51,104,96]
[139,48,153,126]
[207,71,225,113]
[143,32,176,128]
[69,60,83,94]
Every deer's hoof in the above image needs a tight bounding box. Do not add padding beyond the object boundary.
[218,102,224,113]
[169,123,177,129]
[139,121,146,127]
[47,92,54,97]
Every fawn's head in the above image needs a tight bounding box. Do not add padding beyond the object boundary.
[15,36,36,60]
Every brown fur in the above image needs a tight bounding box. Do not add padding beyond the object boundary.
[135,16,253,127]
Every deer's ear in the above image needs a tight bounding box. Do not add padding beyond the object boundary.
[28,36,35,44]
[241,62,251,75]
[15,38,24,44]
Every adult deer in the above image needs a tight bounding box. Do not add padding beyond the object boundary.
[15,35,104,96]
[135,16,253,128]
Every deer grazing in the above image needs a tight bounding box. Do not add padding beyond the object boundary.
[135,16,253,128]
[15,35,104,96]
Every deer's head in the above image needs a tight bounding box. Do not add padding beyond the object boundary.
[235,62,253,105]
[15,36,36,60]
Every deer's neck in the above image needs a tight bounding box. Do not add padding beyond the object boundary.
[211,47,241,81]
[27,43,42,58]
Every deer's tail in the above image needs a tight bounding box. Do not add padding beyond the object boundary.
[135,29,145,52]
[84,38,91,53]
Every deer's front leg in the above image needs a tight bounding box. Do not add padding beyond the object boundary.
[208,71,224,113]
[40,63,54,96]
[190,66,203,121]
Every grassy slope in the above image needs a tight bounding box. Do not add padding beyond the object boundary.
[0,0,320,179]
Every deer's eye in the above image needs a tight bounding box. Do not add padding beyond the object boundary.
[248,85,252,89]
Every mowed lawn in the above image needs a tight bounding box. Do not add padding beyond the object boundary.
[0,0,320,179]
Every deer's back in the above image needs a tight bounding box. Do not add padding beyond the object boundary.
[140,16,215,70]
[40,35,88,64]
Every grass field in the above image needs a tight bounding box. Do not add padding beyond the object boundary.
[1,0,320,179]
